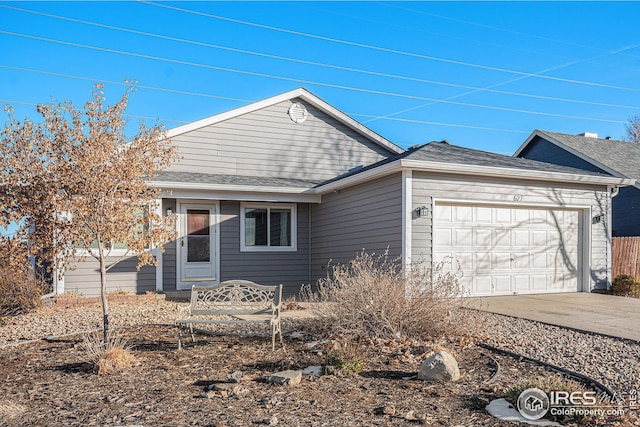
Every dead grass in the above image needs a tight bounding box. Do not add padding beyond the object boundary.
[0,239,45,317]
[302,251,477,342]
[82,331,137,375]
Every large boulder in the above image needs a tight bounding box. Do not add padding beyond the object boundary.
[417,350,460,381]
[267,370,302,386]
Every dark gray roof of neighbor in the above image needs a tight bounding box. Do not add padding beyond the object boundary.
[403,140,609,176]
[153,171,321,189]
[536,130,640,180]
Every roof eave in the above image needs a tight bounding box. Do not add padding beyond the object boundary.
[313,158,634,194]
[150,180,315,194]
[400,159,635,186]
[514,130,640,189]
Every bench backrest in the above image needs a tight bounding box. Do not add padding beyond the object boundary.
[190,280,282,316]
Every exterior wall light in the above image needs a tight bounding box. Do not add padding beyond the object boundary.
[166,207,173,216]
[416,206,430,218]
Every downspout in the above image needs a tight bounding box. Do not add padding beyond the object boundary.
[606,186,620,290]
[308,203,312,286]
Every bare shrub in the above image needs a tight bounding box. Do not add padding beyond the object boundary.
[82,331,136,375]
[302,251,473,342]
[0,239,45,317]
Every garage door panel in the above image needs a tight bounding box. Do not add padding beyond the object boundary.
[454,228,473,246]
[531,275,548,291]
[512,230,530,246]
[493,252,512,269]
[433,203,580,296]
[435,205,452,222]
[475,229,492,246]
[494,276,511,293]
[513,275,530,292]
[513,252,530,269]
[475,276,493,295]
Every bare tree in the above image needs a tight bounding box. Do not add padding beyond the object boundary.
[624,114,640,143]
[0,84,178,342]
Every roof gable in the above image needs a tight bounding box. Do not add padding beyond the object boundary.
[515,130,640,182]
[166,88,402,155]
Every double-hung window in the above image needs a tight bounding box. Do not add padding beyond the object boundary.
[241,203,296,252]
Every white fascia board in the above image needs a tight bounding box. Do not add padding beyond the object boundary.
[157,185,321,204]
[165,87,403,155]
[512,130,539,157]
[514,130,640,190]
[400,159,635,187]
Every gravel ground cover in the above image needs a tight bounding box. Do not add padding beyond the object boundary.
[0,300,638,426]
[473,311,640,397]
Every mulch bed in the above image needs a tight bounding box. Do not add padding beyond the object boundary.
[0,325,580,426]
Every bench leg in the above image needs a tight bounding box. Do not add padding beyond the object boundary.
[189,323,195,343]
[178,325,183,350]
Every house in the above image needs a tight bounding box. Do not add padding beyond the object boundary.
[515,130,640,237]
[58,90,633,298]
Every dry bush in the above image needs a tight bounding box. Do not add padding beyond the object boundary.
[302,251,473,342]
[0,239,45,316]
[82,331,136,375]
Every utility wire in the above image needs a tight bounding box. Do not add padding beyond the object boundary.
[3,5,640,111]
[0,30,628,124]
[141,0,640,93]
[0,65,252,103]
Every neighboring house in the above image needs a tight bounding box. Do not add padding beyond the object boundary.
[515,130,640,237]
[60,90,632,298]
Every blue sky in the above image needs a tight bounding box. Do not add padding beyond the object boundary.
[2,1,640,158]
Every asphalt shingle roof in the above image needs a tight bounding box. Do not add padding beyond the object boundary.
[153,171,321,189]
[536,130,640,180]
[403,141,608,176]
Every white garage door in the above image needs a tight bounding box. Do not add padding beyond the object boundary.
[433,203,580,296]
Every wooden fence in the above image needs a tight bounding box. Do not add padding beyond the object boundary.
[612,237,640,280]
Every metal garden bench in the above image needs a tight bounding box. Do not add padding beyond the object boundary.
[175,280,283,351]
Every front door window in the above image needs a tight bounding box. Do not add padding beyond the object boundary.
[187,209,210,262]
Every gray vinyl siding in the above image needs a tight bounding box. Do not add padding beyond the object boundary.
[161,198,177,291]
[518,137,608,174]
[311,173,403,283]
[168,99,394,181]
[219,201,311,297]
[612,186,640,237]
[64,256,156,297]
[411,172,611,290]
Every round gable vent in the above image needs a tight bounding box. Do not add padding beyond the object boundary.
[288,102,308,124]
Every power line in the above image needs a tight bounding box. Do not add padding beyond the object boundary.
[351,113,529,134]
[386,3,640,60]
[0,65,252,103]
[141,0,640,94]
[0,30,628,124]
[6,4,640,111]
[1,96,529,135]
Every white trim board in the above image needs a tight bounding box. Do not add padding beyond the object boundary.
[514,130,640,190]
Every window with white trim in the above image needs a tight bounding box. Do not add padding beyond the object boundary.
[240,203,297,252]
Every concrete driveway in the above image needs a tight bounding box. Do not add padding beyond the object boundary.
[468,293,640,341]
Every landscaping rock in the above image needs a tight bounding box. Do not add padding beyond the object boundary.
[267,370,302,386]
[417,351,460,381]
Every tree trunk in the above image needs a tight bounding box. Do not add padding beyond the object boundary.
[98,246,110,346]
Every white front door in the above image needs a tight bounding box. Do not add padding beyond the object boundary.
[177,202,219,290]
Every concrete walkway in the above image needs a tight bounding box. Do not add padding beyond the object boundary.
[468,293,640,342]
